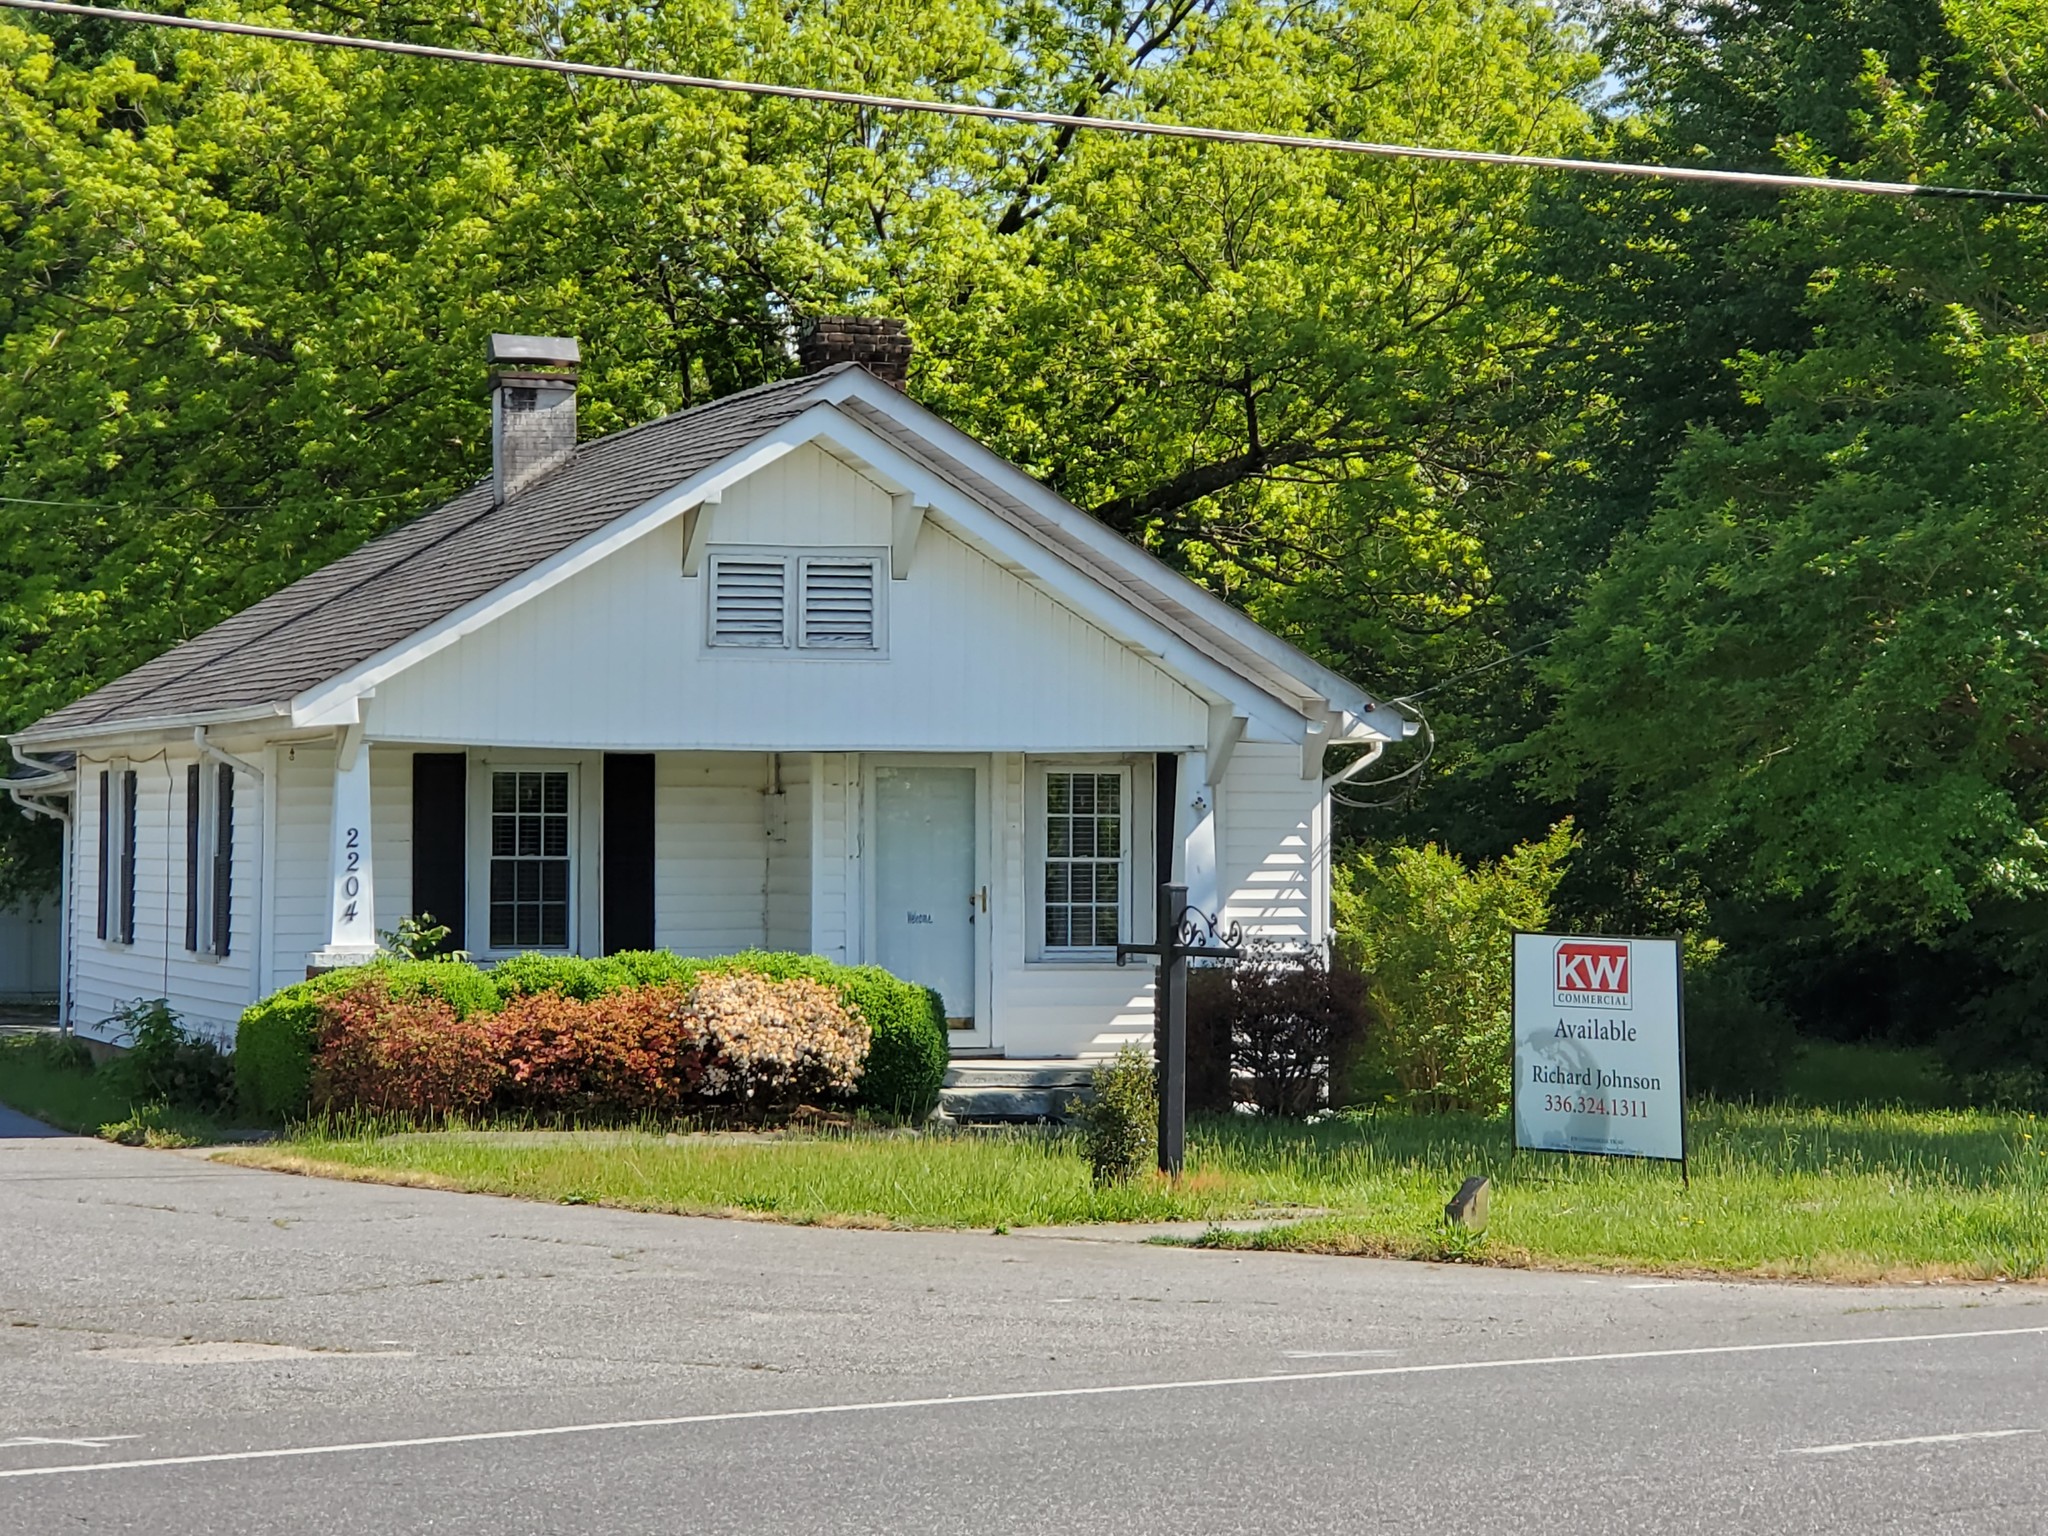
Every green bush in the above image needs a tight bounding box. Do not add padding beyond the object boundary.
[1336,823,1574,1114]
[28,1031,95,1074]
[235,960,501,1120]
[1075,1045,1157,1185]
[113,998,235,1115]
[238,949,946,1121]
[488,952,630,1000]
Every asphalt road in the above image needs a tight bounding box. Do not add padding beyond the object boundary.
[1,1119,2044,1534]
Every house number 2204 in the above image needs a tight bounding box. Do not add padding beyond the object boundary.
[341,827,362,922]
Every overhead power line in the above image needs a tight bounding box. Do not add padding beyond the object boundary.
[5,0,2047,205]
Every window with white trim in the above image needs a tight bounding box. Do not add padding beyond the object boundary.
[489,769,573,948]
[1040,769,1128,953]
[707,551,882,652]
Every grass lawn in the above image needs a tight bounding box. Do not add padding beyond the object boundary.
[1783,1039,1957,1111]
[219,1102,2048,1283]
[0,1036,239,1147]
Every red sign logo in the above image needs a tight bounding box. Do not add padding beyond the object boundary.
[1555,941,1630,1008]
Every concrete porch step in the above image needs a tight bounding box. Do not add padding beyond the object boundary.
[941,1058,1096,1122]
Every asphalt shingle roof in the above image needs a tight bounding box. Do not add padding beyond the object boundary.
[24,370,835,738]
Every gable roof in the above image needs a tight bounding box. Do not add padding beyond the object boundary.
[17,365,1406,747]
[21,370,832,741]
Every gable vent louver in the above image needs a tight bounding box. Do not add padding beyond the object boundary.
[711,557,790,646]
[799,558,879,648]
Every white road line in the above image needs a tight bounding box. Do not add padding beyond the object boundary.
[1788,1428,2044,1456]
[1284,1349,1399,1359]
[2,1323,2043,1483]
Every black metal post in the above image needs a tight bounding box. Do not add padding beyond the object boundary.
[1158,880,1187,1177]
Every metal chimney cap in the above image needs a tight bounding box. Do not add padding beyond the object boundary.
[488,333,581,367]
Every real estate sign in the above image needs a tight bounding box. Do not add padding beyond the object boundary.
[1512,933,1686,1164]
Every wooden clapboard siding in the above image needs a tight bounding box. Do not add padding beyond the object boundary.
[69,750,265,1041]
[653,752,771,957]
[270,745,333,996]
[364,445,1208,753]
[1217,741,1326,947]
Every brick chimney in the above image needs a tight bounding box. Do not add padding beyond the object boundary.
[489,334,581,503]
[797,316,911,389]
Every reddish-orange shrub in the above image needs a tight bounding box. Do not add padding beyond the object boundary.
[310,974,500,1118]
[489,986,707,1119]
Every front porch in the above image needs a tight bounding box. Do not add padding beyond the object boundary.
[285,744,1173,1060]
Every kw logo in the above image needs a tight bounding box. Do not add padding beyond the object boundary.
[1555,941,1631,1009]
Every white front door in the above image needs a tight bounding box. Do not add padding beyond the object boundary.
[871,763,986,1045]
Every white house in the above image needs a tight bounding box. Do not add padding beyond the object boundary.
[6,323,1413,1054]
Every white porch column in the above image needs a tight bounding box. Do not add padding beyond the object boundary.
[1173,749,1220,922]
[309,727,378,971]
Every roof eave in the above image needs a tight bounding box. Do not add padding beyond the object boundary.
[11,702,291,750]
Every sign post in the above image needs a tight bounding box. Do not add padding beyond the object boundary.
[1512,933,1687,1182]
[1117,882,1243,1177]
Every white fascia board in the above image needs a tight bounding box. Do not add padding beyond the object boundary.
[286,414,845,727]
[10,703,289,752]
[797,408,1311,742]
[814,369,1383,718]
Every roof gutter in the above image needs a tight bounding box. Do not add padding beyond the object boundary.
[6,743,73,822]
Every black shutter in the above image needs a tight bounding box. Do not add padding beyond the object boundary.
[96,770,109,940]
[184,764,200,953]
[602,754,656,955]
[1153,752,1178,889]
[411,752,467,953]
[213,764,234,957]
[119,768,137,945]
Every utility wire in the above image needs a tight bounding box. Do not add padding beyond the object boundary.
[5,0,2047,205]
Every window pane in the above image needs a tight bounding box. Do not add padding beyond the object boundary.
[1044,865,1069,904]
[540,860,568,902]
[1098,818,1121,857]
[1071,818,1095,857]
[1093,908,1121,947]
[490,905,515,949]
[1072,775,1095,816]
[516,861,539,902]
[1097,774,1120,814]
[1047,817,1071,857]
[542,819,567,858]
[517,817,541,857]
[539,904,568,948]
[492,775,515,813]
[1096,864,1119,905]
[542,773,568,814]
[1070,865,1094,905]
[491,817,516,857]
[516,774,541,813]
[1044,908,1070,949]
[516,905,538,947]
[490,862,514,902]
[1047,774,1071,815]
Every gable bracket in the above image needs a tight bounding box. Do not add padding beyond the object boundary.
[678,493,721,577]
[890,494,929,580]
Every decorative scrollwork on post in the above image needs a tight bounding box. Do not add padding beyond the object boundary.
[1174,907,1245,958]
